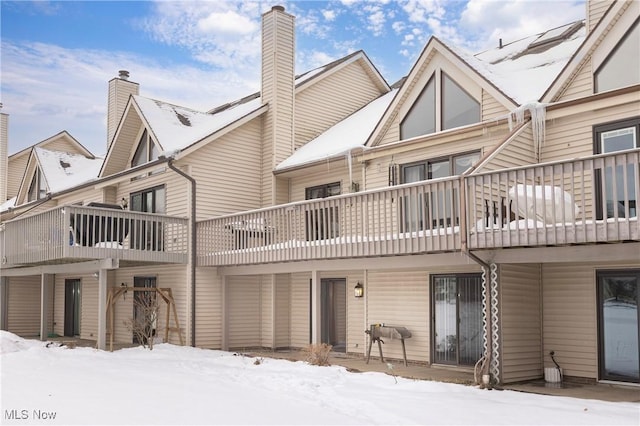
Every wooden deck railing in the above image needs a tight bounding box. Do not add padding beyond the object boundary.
[466,149,639,249]
[3,151,637,269]
[1,205,189,267]
[198,177,462,266]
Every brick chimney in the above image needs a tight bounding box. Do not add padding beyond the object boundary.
[0,107,8,204]
[261,5,295,205]
[107,70,139,151]
[586,0,615,32]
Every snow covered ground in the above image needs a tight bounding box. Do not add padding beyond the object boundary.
[1,331,638,425]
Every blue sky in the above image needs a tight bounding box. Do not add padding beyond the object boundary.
[1,0,585,155]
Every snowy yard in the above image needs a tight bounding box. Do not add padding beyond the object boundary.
[1,331,638,425]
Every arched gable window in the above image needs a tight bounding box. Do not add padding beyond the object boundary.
[595,18,639,93]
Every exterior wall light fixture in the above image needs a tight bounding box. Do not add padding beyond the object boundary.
[354,282,364,298]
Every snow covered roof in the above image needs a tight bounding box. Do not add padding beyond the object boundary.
[276,89,397,171]
[134,96,264,154]
[455,21,586,104]
[34,147,102,193]
[0,196,16,213]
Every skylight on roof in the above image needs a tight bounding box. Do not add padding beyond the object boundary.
[528,21,583,50]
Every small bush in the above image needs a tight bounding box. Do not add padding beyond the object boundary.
[304,343,332,366]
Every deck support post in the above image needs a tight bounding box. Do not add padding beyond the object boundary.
[221,275,228,351]
[97,269,107,350]
[0,276,8,330]
[39,274,53,341]
[310,270,321,344]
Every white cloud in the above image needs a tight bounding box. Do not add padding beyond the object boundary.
[322,9,336,21]
[459,0,586,51]
[367,9,387,36]
[392,20,406,34]
[137,1,265,69]
[197,10,258,35]
[1,41,260,156]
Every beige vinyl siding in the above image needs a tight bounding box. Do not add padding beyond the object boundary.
[482,89,509,121]
[542,263,597,379]
[295,60,385,149]
[289,272,311,348]
[108,266,188,345]
[499,263,543,383]
[101,109,142,177]
[195,267,222,349]
[346,274,366,354]
[186,119,263,220]
[55,186,107,207]
[261,8,295,206]
[289,163,353,202]
[6,276,41,337]
[107,77,139,149]
[7,154,29,201]
[227,275,261,349]
[480,124,536,172]
[588,0,615,32]
[115,168,188,218]
[555,59,593,102]
[37,137,80,155]
[542,100,640,163]
[542,261,638,381]
[275,273,291,348]
[365,125,511,192]
[260,276,273,347]
[53,273,106,338]
[366,270,430,362]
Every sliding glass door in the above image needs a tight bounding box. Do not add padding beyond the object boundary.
[598,270,639,383]
[432,274,483,366]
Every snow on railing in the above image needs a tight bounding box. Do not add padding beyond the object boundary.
[466,148,639,248]
[198,177,462,266]
[2,205,189,267]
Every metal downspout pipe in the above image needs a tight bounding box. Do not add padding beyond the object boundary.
[459,175,494,385]
[166,158,197,347]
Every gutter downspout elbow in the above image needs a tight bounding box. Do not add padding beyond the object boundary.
[166,159,197,347]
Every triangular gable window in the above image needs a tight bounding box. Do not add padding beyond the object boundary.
[442,73,480,131]
[401,75,435,140]
[27,167,46,201]
[131,128,160,167]
[595,18,639,93]
[400,71,480,140]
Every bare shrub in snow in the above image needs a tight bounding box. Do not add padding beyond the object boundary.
[124,291,159,350]
[304,343,332,366]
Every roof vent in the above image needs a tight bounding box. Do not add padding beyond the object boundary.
[118,70,130,80]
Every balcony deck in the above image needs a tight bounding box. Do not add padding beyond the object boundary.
[2,150,637,270]
[198,149,639,267]
[1,205,189,268]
